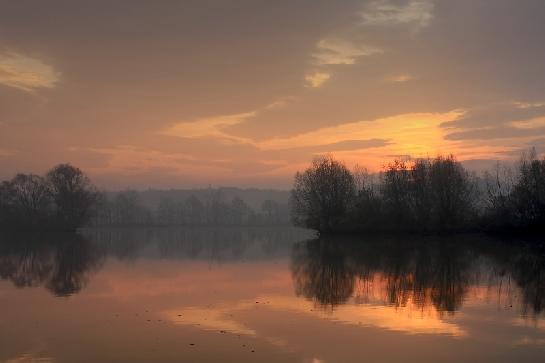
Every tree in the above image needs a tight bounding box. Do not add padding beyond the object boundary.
[0,181,16,226]
[511,149,545,229]
[380,156,476,231]
[381,159,414,229]
[428,155,476,230]
[230,197,249,225]
[46,164,98,230]
[10,174,52,227]
[290,155,355,232]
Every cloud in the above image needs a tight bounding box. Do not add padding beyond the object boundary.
[161,112,255,143]
[4,353,54,363]
[361,0,435,30]
[260,111,462,152]
[445,126,545,141]
[513,101,545,109]
[264,96,295,110]
[509,116,545,129]
[0,148,17,157]
[441,102,545,129]
[441,102,545,143]
[313,37,382,65]
[384,73,416,83]
[305,71,331,88]
[0,51,59,91]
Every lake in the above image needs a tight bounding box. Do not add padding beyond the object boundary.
[1,228,544,362]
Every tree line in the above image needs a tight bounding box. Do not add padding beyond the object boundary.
[290,149,545,234]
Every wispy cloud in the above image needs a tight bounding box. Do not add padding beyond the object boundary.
[0,148,17,157]
[305,71,331,88]
[384,73,416,83]
[509,117,545,129]
[264,96,295,110]
[361,0,435,30]
[259,111,462,153]
[161,112,255,144]
[512,100,545,109]
[313,37,382,65]
[4,353,54,363]
[0,51,59,92]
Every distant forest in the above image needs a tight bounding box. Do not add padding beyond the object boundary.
[90,188,290,227]
[291,149,545,234]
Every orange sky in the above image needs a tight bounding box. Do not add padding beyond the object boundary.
[1,1,545,188]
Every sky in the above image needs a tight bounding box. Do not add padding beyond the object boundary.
[1,0,545,189]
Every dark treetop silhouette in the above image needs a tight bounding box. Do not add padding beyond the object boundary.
[290,150,545,234]
[0,164,98,231]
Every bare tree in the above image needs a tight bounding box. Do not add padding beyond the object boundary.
[10,174,52,227]
[290,155,355,232]
[381,159,413,229]
[511,148,545,228]
[46,164,98,230]
[428,155,476,230]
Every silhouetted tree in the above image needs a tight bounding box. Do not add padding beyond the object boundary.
[46,164,99,230]
[230,197,249,225]
[428,155,477,230]
[482,148,545,232]
[511,149,545,229]
[10,174,52,227]
[381,159,414,229]
[291,156,355,232]
[380,155,476,231]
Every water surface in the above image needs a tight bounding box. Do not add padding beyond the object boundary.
[1,228,545,362]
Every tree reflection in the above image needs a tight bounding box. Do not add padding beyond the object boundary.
[291,235,545,316]
[0,233,104,296]
[0,227,314,297]
[292,239,355,307]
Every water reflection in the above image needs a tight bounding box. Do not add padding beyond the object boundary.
[1,229,545,362]
[0,227,312,296]
[291,235,545,317]
[1,229,544,317]
[0,233,103,296]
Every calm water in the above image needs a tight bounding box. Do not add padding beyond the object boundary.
[1,228,545,362]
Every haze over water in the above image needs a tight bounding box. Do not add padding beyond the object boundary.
[1,228,544,363]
